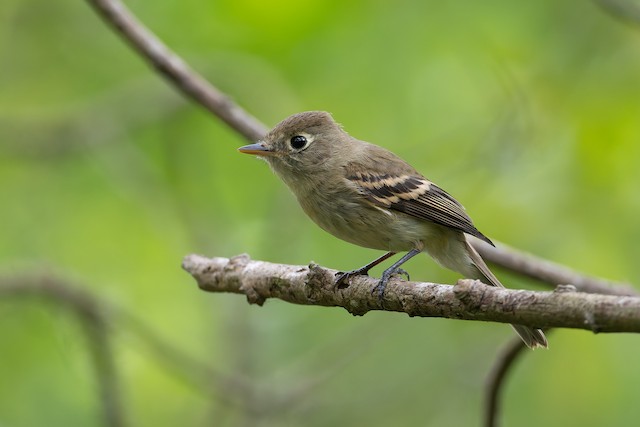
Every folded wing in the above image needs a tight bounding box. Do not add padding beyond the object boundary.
[345,166,494,246]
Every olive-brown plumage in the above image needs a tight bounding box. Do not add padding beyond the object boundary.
[239,111,547,349]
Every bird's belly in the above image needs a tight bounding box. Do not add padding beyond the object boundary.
[299,194,433,252]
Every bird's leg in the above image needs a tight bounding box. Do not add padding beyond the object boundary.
[372,248,422,303]
[334,252,397,289]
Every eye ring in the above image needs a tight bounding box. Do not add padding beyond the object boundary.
[289,135,308,150]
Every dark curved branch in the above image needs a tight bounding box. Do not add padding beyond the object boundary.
[483,329,553,427]
[182,254,640,333]
[484,337,528,427]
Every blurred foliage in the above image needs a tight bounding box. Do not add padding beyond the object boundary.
[1,0,640,426]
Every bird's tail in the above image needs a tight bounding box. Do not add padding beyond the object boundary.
[465,241,548,349]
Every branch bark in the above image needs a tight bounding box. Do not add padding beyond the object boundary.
[182,254,640,333]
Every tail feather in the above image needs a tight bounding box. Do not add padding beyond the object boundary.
[465,241,548,349]
[511,324,549,349]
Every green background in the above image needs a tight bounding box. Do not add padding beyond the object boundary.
[2,0,640,426]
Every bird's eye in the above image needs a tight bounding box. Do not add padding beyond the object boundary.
[289,135,308,150]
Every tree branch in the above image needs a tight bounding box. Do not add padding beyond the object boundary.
[182,254,640,333]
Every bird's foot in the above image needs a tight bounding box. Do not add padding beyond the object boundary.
[334,267,370,289]
[372,267,411,306]
[371,280,386,301]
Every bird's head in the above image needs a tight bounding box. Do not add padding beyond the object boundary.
[238,111,350,179]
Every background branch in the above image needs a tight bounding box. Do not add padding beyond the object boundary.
[484,336,532,427]
[0,275,257,422]
[0,276,126,427]
[182,254,640,333]
[594,0,640,29]
[473,240,638,296]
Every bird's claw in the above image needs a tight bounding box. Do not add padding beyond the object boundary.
[371,277,390,306]
[371,281,386,299]
[334,268,369,289]
[371,268,409,306]
[336,264,410,307]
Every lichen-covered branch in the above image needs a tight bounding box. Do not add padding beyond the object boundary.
[182,254,640,333]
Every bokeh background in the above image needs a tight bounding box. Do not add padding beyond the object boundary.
[2,0,640,426]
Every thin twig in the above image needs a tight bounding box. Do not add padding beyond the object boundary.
[484,337,529,427]
[81,308,123,427]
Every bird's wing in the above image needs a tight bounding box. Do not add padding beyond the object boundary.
[344,163,494,246]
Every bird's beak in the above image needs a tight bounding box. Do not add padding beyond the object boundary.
[238,142,274,156]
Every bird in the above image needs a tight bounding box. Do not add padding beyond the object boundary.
[238,111,548,349]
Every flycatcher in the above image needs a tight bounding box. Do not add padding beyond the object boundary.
[238,111,547,349]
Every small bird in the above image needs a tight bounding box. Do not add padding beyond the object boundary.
[238,111,547,349]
